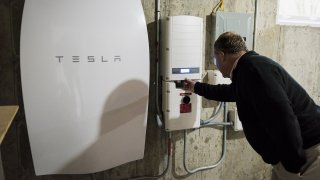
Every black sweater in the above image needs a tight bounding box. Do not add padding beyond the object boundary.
[194,51,320,173]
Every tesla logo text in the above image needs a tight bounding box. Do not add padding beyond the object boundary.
[55,56,122,63]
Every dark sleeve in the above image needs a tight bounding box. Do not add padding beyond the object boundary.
[244,67,306,173]
[194,82,236,102]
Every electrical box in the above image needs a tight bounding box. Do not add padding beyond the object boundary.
[212,11,254,50]
[228,107,243,131]
[161,16,203,131]
[207,70,231,85]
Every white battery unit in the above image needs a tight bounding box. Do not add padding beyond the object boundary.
[162,81,201,131]
[161,16,203,81]
[21,0,149,175]
[212,11,254,50]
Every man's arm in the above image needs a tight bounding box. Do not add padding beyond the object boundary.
[183,78,236,102]
[194,82,236,102]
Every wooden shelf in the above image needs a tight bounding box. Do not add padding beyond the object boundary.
[0,106,19,145]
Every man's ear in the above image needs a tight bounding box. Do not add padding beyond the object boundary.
[217,50,225,62]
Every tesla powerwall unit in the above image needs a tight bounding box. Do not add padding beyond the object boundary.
[161,16,203,131]
[20,0,149,175]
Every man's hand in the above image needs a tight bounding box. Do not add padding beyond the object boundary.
[182,78,196,92]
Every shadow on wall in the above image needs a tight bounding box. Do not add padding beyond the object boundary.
[59,79,149,174]
[99,80,149,135]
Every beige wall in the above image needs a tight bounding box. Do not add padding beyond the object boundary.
[0,0,319,179]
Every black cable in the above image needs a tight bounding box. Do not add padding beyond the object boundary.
[90,173,97,180]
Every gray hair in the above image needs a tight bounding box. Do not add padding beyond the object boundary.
[214,32,248,54]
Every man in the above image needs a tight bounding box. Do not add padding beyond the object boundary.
[183,32,320,180]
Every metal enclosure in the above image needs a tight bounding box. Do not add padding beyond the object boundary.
[213,11,254,50]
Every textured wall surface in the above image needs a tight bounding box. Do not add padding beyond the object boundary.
[0,0,319,180]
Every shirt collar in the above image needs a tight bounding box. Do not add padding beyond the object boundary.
[230,56,241,79]
[231,51,258,80]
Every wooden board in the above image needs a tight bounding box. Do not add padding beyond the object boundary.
[0,106,19,145]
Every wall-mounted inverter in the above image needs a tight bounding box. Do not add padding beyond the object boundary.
[161,16,203,131]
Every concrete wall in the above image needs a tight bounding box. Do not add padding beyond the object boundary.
[0,0,319,179]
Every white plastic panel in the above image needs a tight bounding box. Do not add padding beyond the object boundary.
[20,0,149,175]
[162,81,201,131]
[161,16,203,81]
[213,11,253,50]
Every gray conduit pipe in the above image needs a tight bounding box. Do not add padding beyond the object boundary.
[201,102,224,125]
[155,0,164,128]
[128,132,172,180]
[183,102,229,174]
[253,0,258,50]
